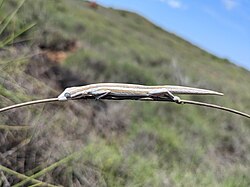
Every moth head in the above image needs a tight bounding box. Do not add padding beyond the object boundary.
[58,87,77,101]
[58,87,85,101]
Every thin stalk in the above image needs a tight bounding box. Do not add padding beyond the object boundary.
[181,99,250,119]
[0,98,59,113]
[0,96,249,119]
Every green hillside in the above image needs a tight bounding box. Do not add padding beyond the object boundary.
[0,0,249,186]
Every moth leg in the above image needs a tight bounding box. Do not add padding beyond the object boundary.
[165,91,183,104]
[88,90,111,100]
[149,89,183,104]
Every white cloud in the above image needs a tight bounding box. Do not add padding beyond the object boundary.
[160,0,184,9]
[222,0,238,10]
[167,0,182,8]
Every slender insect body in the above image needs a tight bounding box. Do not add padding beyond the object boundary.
[57,83,223,101]
[0,83,249,118]
[71,83,223,95]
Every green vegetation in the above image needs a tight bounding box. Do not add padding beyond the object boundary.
[0,0,249,186]
[0,0,35,48]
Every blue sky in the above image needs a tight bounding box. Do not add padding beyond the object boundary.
[95,0,250,70]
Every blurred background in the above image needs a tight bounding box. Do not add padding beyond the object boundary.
[0,0,249,186]
[96,0,250,70]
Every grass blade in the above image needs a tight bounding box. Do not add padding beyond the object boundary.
[0,0,4,10]
[0,165,60,187]
[13,151,82,187]
[0,0,26,36]
[0,22,36,47]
